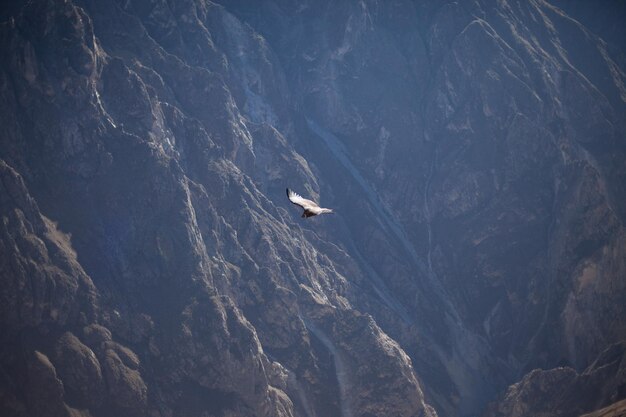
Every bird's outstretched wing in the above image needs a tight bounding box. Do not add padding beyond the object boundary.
[286,188,319,210]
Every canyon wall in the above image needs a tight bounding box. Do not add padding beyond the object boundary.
[1,1,625,416]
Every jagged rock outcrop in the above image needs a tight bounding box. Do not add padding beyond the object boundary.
[0,0,625,416]
[484,342,626,417]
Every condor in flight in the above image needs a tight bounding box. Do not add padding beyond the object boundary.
[286,188,334,218]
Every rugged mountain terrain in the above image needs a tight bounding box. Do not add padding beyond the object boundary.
[484,341,626,417]
[0,0,625,416]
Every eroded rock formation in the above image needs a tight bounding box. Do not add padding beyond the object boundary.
[0,1,624,416]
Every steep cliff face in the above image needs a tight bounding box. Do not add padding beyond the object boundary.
[0,1,624,417]
[484,341,626,417]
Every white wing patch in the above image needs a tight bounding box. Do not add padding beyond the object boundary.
[286,188,334,218]
[287,189,318,209]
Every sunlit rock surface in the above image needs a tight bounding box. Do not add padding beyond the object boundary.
[0,1,624,416]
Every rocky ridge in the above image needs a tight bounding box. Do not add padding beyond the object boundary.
[0,1,625,416]
[484,341,626,417]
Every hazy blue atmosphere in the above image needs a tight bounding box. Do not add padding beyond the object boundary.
[1,1,625,416]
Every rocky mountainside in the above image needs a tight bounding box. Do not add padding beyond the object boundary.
[484,341,626,417]
[0,1,625,416]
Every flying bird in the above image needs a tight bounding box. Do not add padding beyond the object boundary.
[286,188,334,218]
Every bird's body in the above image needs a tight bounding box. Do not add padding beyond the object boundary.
[286,188,333,218]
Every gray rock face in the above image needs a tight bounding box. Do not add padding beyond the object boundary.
[0,1,624,416]
[483,342,626,417]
